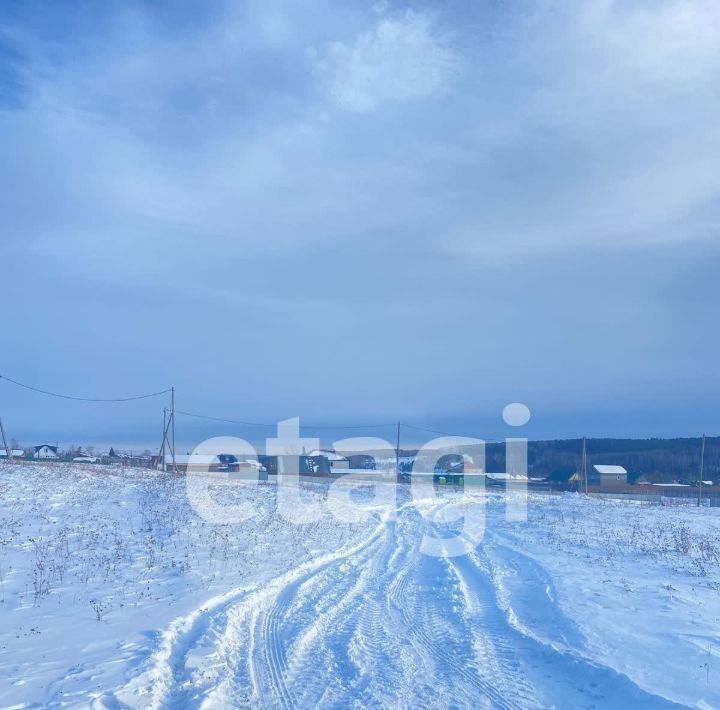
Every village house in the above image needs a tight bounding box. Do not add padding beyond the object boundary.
[33,444,59,460]
[591,464,628,486]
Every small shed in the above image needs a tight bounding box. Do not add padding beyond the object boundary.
[592,464,627,486]
[33,445,58,460]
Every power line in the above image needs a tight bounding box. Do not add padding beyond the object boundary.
[0,373,532,441]
[0,374,172,402]
[402,423,467,437]
[401,422,503,442]
[176,413,502,440]
[175,409,395,430]
[176,410,271,428]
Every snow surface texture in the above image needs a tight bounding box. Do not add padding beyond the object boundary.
[0,463,719,708]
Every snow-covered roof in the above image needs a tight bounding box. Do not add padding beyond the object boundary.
[239,459,263,469]
[592,464,627,475]
[164,454,221,465]
[34,444,58,452]
[307,449,348,462]
[485,473,529,481]
[0,449,24,457]
[162,454,263,466]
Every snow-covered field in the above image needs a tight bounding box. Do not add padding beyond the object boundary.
[1,463,719,708]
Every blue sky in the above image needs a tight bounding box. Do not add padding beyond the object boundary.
[1,0,719,448]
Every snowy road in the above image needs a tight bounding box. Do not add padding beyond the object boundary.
[115,499,681,709]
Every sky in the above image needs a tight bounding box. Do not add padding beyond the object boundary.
[1,0,719,450]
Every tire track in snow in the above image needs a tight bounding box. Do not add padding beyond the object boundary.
[245,532,387,708]
[205,501,427,708]
[455,529,684,709]
[421,498,680,708]
[444,550,541,709]
[389,543,530,709]
[385,500,537,709]
[112,583,255,708]
[115,496,681,709]
[114,514,387,709]
[201,514,393,708]
[299,516,414,707]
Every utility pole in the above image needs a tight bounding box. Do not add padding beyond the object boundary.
[157,394,177,474]
[396,422,401,479]
[159,408,167,471]
[171,386,176,474]
[582,437,588,494]
[698,433,706,508]
[0,417,12,462]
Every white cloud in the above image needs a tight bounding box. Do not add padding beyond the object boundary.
[312,11,457,112]
[2,0,720,434]
[574,0,720,83]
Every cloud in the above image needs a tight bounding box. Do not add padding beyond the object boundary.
[1,0,720,439]
[575,0,720,82]
[312,11,457,112]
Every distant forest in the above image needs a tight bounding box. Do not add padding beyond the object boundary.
[497,437,718,483]
[401,437,720,483]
